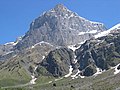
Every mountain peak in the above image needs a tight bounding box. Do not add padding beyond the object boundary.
[15,4,107,50]
[54,4,67,11]
[52,4,70,13]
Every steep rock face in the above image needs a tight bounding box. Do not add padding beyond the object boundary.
[36,26,120,77]
[15,4,106,50]
[0,43,16,61]
[83,65,97,76]
[0,36,22,61]
[40,47,74,77]
[0,43,14,56]
[17,42,54,64]
[75,30,120,76]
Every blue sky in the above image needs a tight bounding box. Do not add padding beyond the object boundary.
[0,0,120,44]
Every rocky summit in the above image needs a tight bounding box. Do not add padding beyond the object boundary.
[14,4,106,50]
[0,4,120,90]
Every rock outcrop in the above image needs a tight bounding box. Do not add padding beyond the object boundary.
[40,48,74,77]
[75,29,120,76]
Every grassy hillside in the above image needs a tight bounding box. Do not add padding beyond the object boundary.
[1,68,120,90]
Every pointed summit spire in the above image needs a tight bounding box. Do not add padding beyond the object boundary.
[54,4,68,12]
[55,4,66,9]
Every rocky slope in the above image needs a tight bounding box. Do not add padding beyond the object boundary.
[37,24,120,77]
[0,36,22,61]
[0,42,54,86]
[0,4,120,90]
[75,29,120,76]
[14,4,106,50]
[0,4,107,62]
[0,4,107,85]
[39,47,74,77]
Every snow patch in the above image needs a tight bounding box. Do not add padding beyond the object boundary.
[73,54,78,64]
[3,51,14,56]
[30,75,37,85]
[67,45,79,64]
[31,46,35,49]
[71,69,80,79]
[79,75,85,79]
[29,66,38,84]
[70,13,74,17]
[68,13,75,19]
[79,41,86,45]
[50,10,55,13]
[31,41,53,49]
[88,30,98,34]
[78,30,98,36]
[69,27,76,30]
[94,23,120,39]
[67,41,86,51]
[42,56,45,59]
[114,63,120,75]
[109,23,120,31]
[4,42,18,46]
[93,68,103,76]
[13,55,17,58]
[94,30,111,39]
[13,41,19,45]
[71,69,85,79]
[64,65,73,77]
[68,45,78,51]
[73,58,78,64]
[78,32,86,35]
[68,42,85,51]
[55,77,63,81]
[4,42,14,45]
[48,81,52,84]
